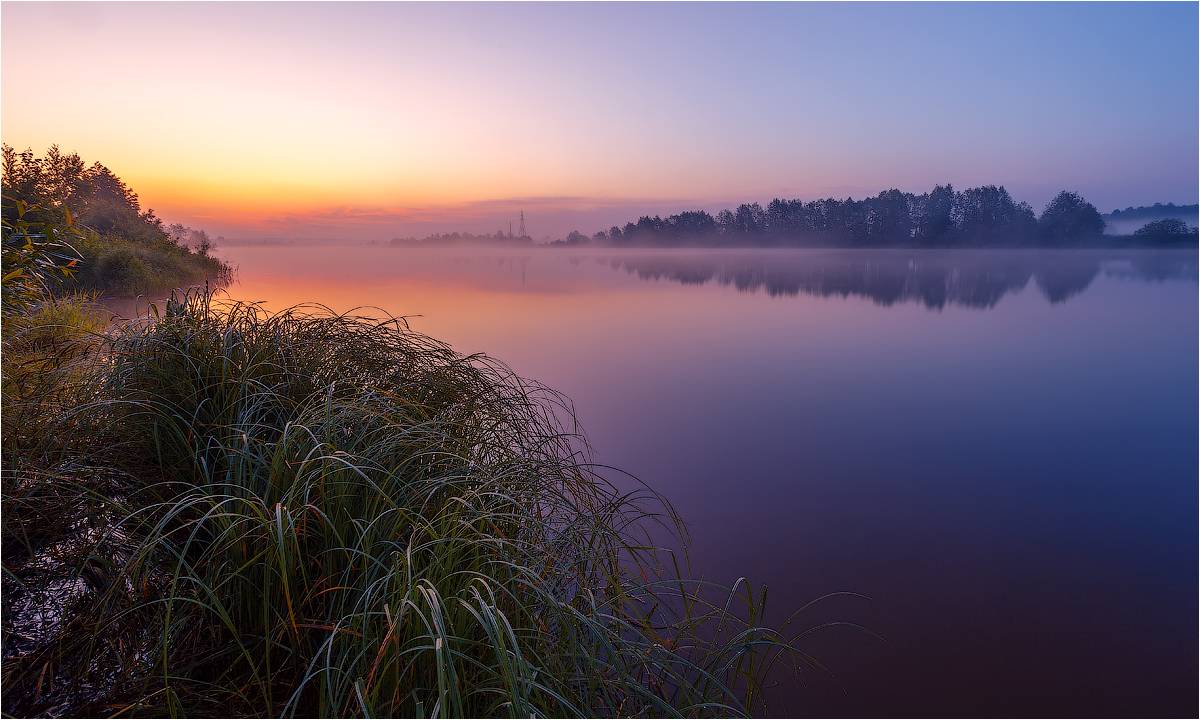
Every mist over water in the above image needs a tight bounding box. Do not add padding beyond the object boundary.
[209,246,1197,716]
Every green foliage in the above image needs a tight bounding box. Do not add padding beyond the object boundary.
[2,292,814,717]
[2,293,104,348]
[70,231,229,296]
[2,145,231,298]
[1,294,109,498]
[1,198,83,316]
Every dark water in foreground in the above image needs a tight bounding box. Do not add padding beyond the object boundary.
[211,247,1197,717]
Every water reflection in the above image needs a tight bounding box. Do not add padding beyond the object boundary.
[206,243,1198,716]
[603,249,1197,308]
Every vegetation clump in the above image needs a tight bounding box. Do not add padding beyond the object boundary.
[2,145,230,297]
[1107,202,1198,222]
[2,286,805,717]
[1133,218,1198,243]
[550,187,1118,247]
[1036,191,1105,243]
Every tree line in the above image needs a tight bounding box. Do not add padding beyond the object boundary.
[2,145,229,295]
[552,186,1196,247]
[5,145,174,246]
[1107,202,1198,221]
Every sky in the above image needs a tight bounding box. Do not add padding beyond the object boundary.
[2,1,1197,241]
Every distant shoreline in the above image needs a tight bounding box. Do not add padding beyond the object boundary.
[361,237,1198,250]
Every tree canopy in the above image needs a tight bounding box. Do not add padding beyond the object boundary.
[549,185,1140,247]
[2,145,229,295]
[1133,218,1198,242]
[1038,191,1104,243]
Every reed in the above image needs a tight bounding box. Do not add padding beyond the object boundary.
[2,291,809,717]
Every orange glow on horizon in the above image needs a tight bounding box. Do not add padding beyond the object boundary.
[0,3,843,237]
[4,2,1195,237]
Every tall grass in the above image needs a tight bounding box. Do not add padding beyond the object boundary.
[2,291,812,717]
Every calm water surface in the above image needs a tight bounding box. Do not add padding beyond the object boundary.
[212,246,1198,717]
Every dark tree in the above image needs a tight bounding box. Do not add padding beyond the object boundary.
[864,189,913,245]
[715,209,736,237]
[1133,219,1197,244]
[1133,218,1192,236]
[553,185,1127,248]
[621,222,637,244]
[953,185,1035,245]
[1038,191,1104,243]
[766,198,809,241]
[732,203,766,236]
[913,184,955,245]
[665,210,716,241]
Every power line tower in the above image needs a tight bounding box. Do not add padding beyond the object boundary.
[519,211,526,238]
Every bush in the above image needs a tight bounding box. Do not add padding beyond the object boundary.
[1,200,83,316]
[2,292,806,717]
[4,146,232,298]
[68,232,230,296]
[1133,219,1197,243]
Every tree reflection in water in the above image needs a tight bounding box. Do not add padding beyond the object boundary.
[602,249,1197,309]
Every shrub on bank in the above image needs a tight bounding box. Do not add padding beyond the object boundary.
[69,232,229,296]
[2,292,803,718]
[3,146,232,298]
[1132,219,1198,244]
